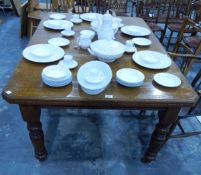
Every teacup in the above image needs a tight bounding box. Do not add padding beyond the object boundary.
[72,14,80,20]
[80,30,95,40]
[64,26,73,33]
[77,34,92,49]
[63,55,73,64]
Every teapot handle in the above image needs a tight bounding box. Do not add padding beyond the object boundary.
[88,48,95,57]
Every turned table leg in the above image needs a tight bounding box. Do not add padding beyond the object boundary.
[142,107,180,163]
[19,105,47,160]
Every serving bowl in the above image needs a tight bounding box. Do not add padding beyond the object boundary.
[77,61,112,95]
[88,39,125,62]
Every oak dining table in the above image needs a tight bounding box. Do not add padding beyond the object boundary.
[1,13,198,162]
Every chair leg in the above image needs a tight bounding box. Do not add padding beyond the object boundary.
[166,31,173,51]
[28,19,33,38]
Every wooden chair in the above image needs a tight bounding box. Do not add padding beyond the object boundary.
[136,0,172,42]
[27,0,73,37]
[167,18,201,138]
[96,0,129,16]
[165,0,198,50]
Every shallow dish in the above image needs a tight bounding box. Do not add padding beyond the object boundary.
[132,37,152,46]
[43,20,73,30]
[61,30,75,37]
[121,25,151,37]
[89,39,125,62]
[132,50,172,69]
[80,13,102,22]
[116,68,144,87]
[70,18,83,24]
[154,73,181,87]
[49,13,66,20]
[77,61,112,95]
[23,44,65,63]
[48,37,70,47]
[41,65,72,87]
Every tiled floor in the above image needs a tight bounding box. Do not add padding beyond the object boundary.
[0,10,201,175]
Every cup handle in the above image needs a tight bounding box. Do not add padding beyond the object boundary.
[88,48,95,56]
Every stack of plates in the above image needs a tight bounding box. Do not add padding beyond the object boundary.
[41,65,72,87]
[77,61,112,95]
[116,68,145,87]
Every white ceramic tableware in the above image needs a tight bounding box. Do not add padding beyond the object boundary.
[23,44,65,63]
[121,25,151,37]
[48,37,70,47]
[49,13,66,20]
[80,13,102,22]
[132,37,152,46]
[77,34,92,49]
[154,73,181,87]
[116,68,145,87]
[43,20,73,30]
[80,30,95,40]
[70,14,83,23]
[88,39,125,62]
[77,60,112,95]
[132,50,172,69]
[61,29,75,37]
[125,40,137,53]
[58,55,78,69]
[41,65,72,87]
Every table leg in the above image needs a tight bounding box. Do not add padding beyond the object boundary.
[19,105,47,160]
[142,107,180,163]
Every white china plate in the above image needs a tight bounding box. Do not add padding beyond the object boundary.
[49,13,66,20]
[70,18,83,23]
[121,26,151,36]
[132,37,152,46]
[48,37,70,47]
[23,44,65,63]
[77,61,112,95]
[80,13,102,22]
[58,59,78,69]
[43,20,73,30]
[116,68,144,87]
[154,73,181,87]
[132,51,172,69]
[42,65,72,87]
[61,30,75,37]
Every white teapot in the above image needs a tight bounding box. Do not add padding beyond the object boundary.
[94,11,118,40]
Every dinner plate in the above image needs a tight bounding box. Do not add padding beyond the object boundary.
[154,73,181,87]
[23,44,65,63]
[49,13,66,20]
[80,13,102,22]
[116,68,144,87]
[61,30,75,37]
[121,25,151,37]
[43,20,73,30]
[132,50,172,69]
[48,37,70,47]
[132,37,152,46]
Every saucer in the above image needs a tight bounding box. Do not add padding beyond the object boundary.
[61,30,75,37]
[70,18,83,24]
[48,37,70,47]
[154,73,181,88]
[132,37,152,46]
[58,59,78,69]
[125,46,137,53]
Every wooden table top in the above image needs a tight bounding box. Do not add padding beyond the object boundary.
[2,13,198,108]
